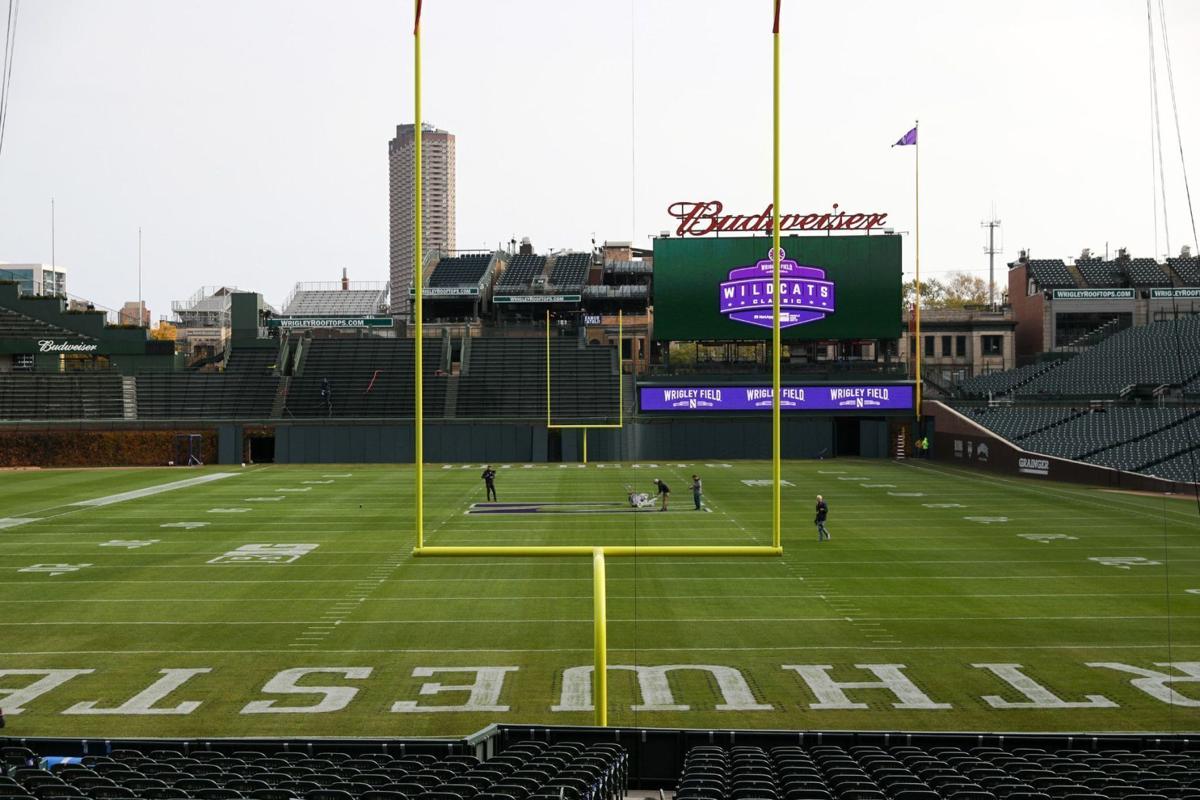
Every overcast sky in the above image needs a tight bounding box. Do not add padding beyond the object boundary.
[1,0,1198,320]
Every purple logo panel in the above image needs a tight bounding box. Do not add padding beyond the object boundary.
[640,385,914,412]
[719,250,836,329]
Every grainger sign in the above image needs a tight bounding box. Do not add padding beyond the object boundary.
[668,201,888,237]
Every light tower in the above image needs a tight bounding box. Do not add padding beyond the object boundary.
[981,213,1002,308]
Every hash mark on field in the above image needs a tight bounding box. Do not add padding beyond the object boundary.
[302,480,335,485]
[818,470,846,474]
[245,497,285,502]
[276,487,312,493]
[323,474,353,478]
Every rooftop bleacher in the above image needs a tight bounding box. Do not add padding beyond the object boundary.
[1024,259,1076,288]
[548,253,590,289]
[1075,258,1125,288]
[1168,256,1200,284]
[282,283,388,316]
[497,255,546,290]
[955,360,1065,399]
[0,306,93,340]
[428,254,492,288]
[1124,257,1171,286]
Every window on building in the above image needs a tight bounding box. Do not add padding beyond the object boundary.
[982,335,1003,355]
[941,336,952,357]
[956,335,967,357]
[924,336,935,357]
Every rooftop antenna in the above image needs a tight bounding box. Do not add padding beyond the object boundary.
[138,227,144,326]
[981,210,1002,308]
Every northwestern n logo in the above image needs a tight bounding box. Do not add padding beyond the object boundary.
[718,249,835,329]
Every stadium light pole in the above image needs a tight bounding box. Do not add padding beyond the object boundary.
[414,0,425,550]
[771,0,782,551]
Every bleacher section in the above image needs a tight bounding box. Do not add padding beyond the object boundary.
[497,255,546,289]
[457,339,618,420]
[225,348,277,374]
[0,306,90,340]
[0,373,123,419]
[1025,259,1076,288]
[1167,256,1200,284]
[1074,258,1124,288]
[1017,319,1200,397]
[283,289,387,316]
[955,361,1065,398]
[137,372,279,420]
[1144,447,1200,483]
[1125,258,1171,286]
[676,743,1200,800]
[428,254,492,287]
[0,740,628,800]
[284,338,445,418]
[963,406,1082,442]
[1017,407,1193,461]
[548,253,590,289]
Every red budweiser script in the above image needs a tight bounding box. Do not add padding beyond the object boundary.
[668,201,888,237]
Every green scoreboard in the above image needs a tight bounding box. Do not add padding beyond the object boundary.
[652,234,902,341]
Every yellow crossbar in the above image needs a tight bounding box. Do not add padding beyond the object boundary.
[414,545,783,557]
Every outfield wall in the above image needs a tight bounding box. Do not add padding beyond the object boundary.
[925,400,1193,493]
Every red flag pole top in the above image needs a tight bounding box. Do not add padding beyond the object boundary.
[414,0,422,34]
[772,0,781,33]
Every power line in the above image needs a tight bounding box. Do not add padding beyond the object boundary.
[0,0,19,162]
[1156,0,1199,254]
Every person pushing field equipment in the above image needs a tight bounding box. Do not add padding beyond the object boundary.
[653,478,670,511]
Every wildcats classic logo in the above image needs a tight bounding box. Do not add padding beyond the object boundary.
[718,249,835,329]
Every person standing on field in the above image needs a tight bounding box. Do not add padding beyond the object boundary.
[653,478,670,511]
[481,465,497,501]
[815,494,830,541]
[691,474,703,510]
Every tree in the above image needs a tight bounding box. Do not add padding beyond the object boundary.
[903,272,990,309]
[150,321,177,341]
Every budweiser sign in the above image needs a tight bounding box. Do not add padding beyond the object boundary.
[668,201,888,237]
[38,340,98,353]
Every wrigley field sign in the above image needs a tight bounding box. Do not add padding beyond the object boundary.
[267,316,393,329]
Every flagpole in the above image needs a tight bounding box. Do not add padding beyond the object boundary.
[913,119,922,423]
[771,0,782,552]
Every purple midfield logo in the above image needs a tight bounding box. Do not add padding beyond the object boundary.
[718,249,835,329]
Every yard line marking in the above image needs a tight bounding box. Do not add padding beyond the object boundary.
[0,518,37,529]
[69,473,238,507]
[9,643,1199,656]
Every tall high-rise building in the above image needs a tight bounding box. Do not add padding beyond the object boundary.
[389,123,456,318]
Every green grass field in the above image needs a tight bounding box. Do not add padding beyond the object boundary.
[1,459,1198,738]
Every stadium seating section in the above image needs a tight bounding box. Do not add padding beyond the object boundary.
[1124,258,1170,286]
[964,405,1200,482]
[0,307,90,340]
[0,741,628,800]
[497,256,547,290]
[457,339,618,420]
[282,289,387,317]
[1167,256,1200,284]
[1016,319,1200,397]
[137,372,278,420]
[284,338,445,418]
[676,743,1200,800]
[428,255,492,288]
[955,361,1065,399]
[1024,260,1076,288]
[1074,258,1124,288]
[548,253,590,290]
[0,373,123,419]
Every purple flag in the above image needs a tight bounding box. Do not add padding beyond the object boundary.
[893,126,917,147]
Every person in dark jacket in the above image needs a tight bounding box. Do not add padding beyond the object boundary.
[481,465,497,501]
[815,495,830,541]
[653,478,670,511]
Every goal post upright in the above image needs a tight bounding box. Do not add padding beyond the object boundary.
[771,0,783,551]
[413,0,425,551]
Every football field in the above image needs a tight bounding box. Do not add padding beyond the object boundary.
[1,459,1198,738]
